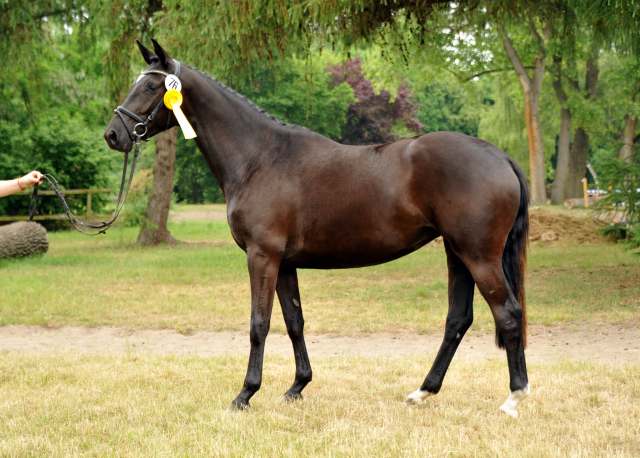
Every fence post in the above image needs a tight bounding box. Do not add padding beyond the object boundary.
[87,191,92,221]
[582,178,589,215]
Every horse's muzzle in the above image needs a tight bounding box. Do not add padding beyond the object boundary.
[104,126,133,153]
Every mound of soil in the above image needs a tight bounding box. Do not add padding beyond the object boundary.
[528,208,606,244]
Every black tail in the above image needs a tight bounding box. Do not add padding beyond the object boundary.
[497,158,529,349]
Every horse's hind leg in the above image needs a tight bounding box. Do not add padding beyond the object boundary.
[468,260,529,417]
[407,241,475,404]
[276,267,312,401]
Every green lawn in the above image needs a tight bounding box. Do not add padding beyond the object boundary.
[1,219,639,334]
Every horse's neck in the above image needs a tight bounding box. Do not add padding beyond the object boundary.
[182,72,281,198]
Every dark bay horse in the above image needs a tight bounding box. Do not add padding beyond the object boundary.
[105,40,530,418]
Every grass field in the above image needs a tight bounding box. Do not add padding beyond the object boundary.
[1,212,639,457]
[0,219,638,334]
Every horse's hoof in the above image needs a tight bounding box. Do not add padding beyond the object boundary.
[226,401,250,413]
[498,404,518,418]
[405,389,434,405]
[498,384,529,418]
[279,393,303,404]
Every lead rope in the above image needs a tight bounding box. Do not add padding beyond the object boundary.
[29,135,141,235]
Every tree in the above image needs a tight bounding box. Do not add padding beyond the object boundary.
[500,24,549,205]
[550,33,601,203]
[137,128,179,245]
[413,74,491,137]
[619,106,639,163]
[615,56,640,163]
[549,53,572,205]
[327,57,423,144]
[84,2,179,244]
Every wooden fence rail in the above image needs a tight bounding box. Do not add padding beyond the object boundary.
[0,189,111,222]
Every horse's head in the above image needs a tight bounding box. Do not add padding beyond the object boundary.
[104,39,180,152]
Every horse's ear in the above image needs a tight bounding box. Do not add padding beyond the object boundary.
[137,40,157,65]
[151,38,172,70]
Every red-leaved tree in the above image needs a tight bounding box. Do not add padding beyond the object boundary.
[327,57,423,145]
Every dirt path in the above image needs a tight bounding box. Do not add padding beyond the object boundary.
[1,325,638,364]
[169,210,227,222]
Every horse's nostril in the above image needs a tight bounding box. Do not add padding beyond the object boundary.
[108,130,118,145]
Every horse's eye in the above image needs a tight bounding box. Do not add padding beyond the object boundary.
[146,84,158,93]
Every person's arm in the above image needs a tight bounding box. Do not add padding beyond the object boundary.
[0,171,43,198]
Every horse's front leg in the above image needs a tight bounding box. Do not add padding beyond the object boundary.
[229,248,281,411]
[276,266,312,401]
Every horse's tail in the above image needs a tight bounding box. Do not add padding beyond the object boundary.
[498,157,529,349]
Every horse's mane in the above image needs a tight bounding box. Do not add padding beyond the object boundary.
[184,63,308,132]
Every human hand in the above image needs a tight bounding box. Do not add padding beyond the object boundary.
[19,171,44,189]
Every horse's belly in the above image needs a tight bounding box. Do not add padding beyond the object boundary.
[284,226,439,269]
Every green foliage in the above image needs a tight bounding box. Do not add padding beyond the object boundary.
[596,160,640,224]
[595,159,640,249]
[174,137,224,204]
[627,224,640,250]
[414,74,493,137]
[81,0,160,105]
[157,1,453,79]
[0,116,119,218]
[0,26,118,221]
[4,0,640,216]
[0,1,78,81]
[233,55,356,139]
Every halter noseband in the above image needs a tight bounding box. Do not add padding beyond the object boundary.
[114,59,182,142]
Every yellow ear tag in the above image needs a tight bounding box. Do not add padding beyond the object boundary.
[164,89,197,139]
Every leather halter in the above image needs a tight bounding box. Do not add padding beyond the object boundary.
[114,59,182,142]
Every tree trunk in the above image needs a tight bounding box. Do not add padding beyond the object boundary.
[137,127,179,246]
[502,27,547,205]
[619,112,637,163]
[566,127,590,197]
[0,222,48,259]
[566,48,599,198]
[523,90,547,205]
[550,57,572,205]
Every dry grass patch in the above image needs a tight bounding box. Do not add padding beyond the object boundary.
[0,353,638,457]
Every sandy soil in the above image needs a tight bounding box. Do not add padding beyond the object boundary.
[169,210,227,222]
[1,325,638,365]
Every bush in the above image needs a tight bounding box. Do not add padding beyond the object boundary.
[594,158,640,250]
[0,116,119,221]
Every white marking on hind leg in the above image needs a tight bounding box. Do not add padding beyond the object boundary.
[406,389,435,405]
[499,384,530,418]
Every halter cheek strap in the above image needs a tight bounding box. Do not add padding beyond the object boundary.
[114,59,181,142]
